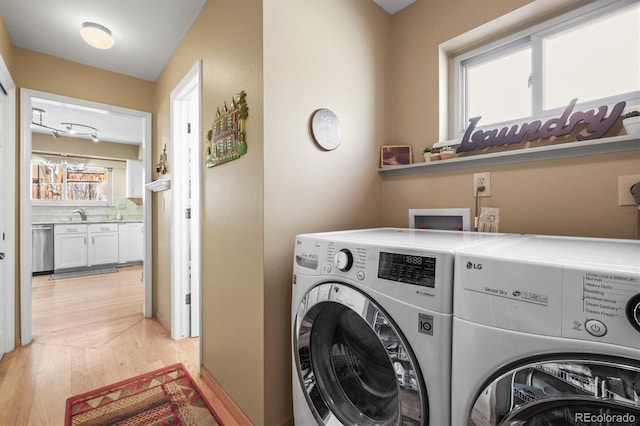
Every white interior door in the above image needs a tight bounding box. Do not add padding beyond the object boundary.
[0,54,16,357]
[170,61,202,339]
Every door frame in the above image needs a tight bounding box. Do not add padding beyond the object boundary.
[170,60,202,340]
[0,54,16,355]
[19,89,153,344]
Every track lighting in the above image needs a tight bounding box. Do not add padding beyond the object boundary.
[32,108,100,142]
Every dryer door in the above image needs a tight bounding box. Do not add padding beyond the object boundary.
[468,357,640,425]
[293,282,426,425]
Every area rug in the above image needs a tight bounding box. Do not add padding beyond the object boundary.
[50,267,118,280]
[65,363,222,426]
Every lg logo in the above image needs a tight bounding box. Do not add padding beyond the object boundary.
[466,261,482,270]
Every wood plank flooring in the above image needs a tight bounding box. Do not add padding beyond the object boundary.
[0,265,243,425]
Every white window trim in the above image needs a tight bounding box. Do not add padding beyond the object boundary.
[31,163,113,206]
[447,0,639,144]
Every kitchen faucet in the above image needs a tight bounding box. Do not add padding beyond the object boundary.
[73,208,87,221]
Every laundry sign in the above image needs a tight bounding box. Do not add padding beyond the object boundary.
[456,98,626,154]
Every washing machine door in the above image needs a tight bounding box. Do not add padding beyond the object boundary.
[293,282,427,425]
[468,357,640,425]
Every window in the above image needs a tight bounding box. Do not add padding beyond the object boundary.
[31,162,113,205]
[453,0,640,137]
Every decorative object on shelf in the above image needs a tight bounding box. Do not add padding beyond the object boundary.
[31,108,100,142]
[440,146,455,160]
[457,98,626,155]
[381,145,412,167]
[206,90,249,168]
[622,110,640,136]
[422,147,432,162]
[156,144,168,176]
[310,108,341,150]
[430,148,441,161]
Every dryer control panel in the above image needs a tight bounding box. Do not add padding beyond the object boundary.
[562,268,640,348]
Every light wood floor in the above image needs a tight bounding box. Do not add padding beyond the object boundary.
[0,265,241,425]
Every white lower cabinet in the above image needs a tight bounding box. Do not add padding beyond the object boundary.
[54,224,88,270]
[88,223,119,266]
[119,222,144,263]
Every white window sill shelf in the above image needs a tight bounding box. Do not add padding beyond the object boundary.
[378,132,639,177]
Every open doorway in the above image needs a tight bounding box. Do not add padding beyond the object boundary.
[170,61,202,343]
[0,54,16,358]
[19,89,153,345]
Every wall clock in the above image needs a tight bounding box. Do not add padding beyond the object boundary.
[310,108,341,151]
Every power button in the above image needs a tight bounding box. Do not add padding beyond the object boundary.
[585,319,607,337]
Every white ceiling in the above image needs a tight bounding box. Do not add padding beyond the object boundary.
[31,97,144,145]
[1,0,413,146]
[0,0,207,82]
[372,0,416,15]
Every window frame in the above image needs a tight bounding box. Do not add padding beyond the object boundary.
[31,162,113,206]
[452,0,640,139]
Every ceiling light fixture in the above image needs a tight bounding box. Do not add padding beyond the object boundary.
[80,22,114,50]
[32,108,100,142]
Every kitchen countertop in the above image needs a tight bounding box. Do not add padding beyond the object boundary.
[33,220,143,225]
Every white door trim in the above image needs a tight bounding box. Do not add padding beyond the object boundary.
[170,60,202,340]
[19,89,153,344]
[0,55,16,355]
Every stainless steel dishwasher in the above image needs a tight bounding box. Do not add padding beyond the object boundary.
[32,224,54,274]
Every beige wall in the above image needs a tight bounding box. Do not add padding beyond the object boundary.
[155,0,389,424]
[153,0,266,423]
[263,1,388,424]
[385,0,640,239]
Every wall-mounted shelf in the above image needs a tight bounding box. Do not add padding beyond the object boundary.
[378,133,639,177]
[146,178,171,192]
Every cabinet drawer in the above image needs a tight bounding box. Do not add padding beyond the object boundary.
[88,223,118,233]
[54,224,88,235]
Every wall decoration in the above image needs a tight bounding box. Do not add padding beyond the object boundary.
[310,108,341,150]
[206,90,248,168]
[156,144,168,176]
[456,98,626,155]
[381,145,412,167]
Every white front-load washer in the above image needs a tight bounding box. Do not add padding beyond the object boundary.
[451,234,640,425]
[291,228,512,426]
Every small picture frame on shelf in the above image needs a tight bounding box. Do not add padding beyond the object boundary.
[380,145,412,167]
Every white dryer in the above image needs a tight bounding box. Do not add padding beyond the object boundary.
[451,234,640,425]
[291,228,512,426]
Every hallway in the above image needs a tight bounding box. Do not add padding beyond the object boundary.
[0,266,236,425]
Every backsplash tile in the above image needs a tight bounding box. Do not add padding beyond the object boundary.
[32,196,143,223]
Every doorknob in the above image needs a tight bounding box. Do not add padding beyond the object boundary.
[0,253,4,260]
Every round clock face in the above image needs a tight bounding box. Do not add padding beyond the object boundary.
[310,108,341,150]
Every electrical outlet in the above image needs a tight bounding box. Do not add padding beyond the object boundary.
[473,172,491,197]
[618,175,640,206]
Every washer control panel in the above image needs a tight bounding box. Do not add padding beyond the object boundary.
[293,233,453,313]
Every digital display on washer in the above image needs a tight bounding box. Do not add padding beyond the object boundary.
[378,252,436,287]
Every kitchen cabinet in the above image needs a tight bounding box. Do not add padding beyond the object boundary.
[119,222,144,263]
[88,223,119,266]
[54,224,88,270]
[126,160,144,198]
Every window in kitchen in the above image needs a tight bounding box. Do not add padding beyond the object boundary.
[452,0,640,137]
[31,162,113,205]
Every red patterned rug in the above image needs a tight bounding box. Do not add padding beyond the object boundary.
[65,363,222,426]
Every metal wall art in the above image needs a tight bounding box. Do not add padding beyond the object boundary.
[206,90,249,168]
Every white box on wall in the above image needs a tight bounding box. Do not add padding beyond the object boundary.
[408,208,471,231]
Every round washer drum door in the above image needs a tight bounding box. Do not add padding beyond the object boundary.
[293,282,427,426]
[468,358,640,425]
